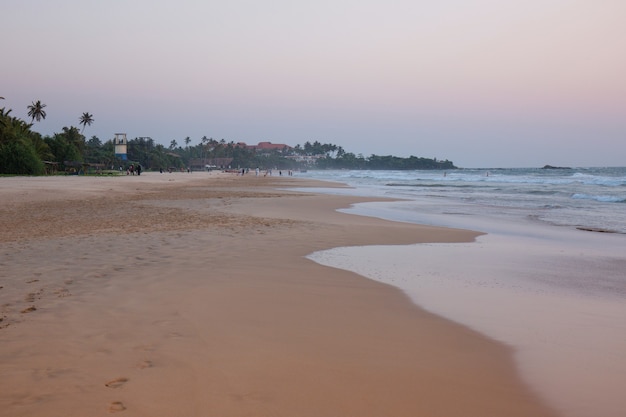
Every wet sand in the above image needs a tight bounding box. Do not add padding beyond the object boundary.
[309,237,626,417]
[0,172,560,416]
[320,197,626,417]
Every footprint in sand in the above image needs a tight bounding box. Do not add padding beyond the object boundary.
[108,401,126,413]
[54,288,71,298]
[136,360,153,369]
[105,377,129,388]
[24,290,43,302]
[133,343,156,353]
[21,306,37,313]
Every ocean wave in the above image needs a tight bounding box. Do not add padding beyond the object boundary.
[301,168,626,234]
[460,175,626,187]
[425,173,625,187]
[308,168,626,188]
[571,194,626,203]
[386,182,477,189]
[570,172,626,187]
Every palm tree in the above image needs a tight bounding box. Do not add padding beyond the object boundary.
[27,100,47,122]
[79,112,94,134]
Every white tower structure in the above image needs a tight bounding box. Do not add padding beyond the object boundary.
[114,133,128,160]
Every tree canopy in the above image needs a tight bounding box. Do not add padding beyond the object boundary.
[0,108,47,175]
[27,100,47,123]
[79,112,94,133]
[1,102,457,175]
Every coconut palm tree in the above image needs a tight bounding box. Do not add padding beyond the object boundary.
[27,100,47,122]
[79,112,94,133]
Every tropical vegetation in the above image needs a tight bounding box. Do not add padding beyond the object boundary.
[79,112,94,134]
[1,101,456,175]
[27,100,47,123]
[0,108,48,175]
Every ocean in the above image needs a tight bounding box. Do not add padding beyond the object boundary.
[298,167,626,234]
[295,167,626,417]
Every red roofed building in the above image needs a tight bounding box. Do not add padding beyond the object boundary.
[250,141,292,152]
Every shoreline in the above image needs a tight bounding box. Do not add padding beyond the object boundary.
[0,173,559,416]
[305,186,626,417]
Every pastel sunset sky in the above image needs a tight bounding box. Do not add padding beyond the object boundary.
[4,0,625,167]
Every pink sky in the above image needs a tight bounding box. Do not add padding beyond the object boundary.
[4,0,625,167]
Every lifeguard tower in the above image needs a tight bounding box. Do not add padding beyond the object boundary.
[114,133,128,160]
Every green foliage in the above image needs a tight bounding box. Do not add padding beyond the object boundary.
[366,154,455,170]
[165,138,455,171]
[27,100,47,122]
[44,126,85,169]
[0,108,46,175]
[0,139,45,175]
[1,104,457,174]
[127,137,184,170]
[79,112,94,133]
[84,136,114,166]
[301,140,343,157]
[304,143,455,170]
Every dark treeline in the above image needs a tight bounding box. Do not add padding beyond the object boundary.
[315,153,455,170]
[1,106,455,174]
[294,141,455,170]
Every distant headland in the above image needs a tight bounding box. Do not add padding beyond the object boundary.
[541,165,572,170]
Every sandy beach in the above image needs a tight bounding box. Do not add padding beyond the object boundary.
[0,172,560,417]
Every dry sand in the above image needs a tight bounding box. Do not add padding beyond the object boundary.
[0,172,560,416]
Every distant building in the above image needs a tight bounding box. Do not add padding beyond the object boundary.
[188,158,234,171]
[114,133,128,160]
[285,154,320,165]
[252,141,292,152]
